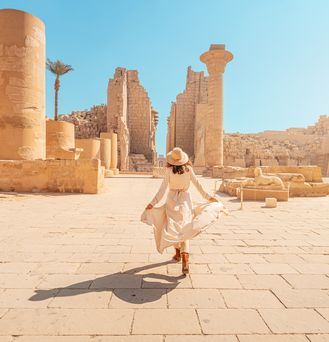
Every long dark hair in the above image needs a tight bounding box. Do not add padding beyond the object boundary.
[166,160,192,174]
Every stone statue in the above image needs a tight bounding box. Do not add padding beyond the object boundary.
[119,116,129,171]
[254,167,285,188]
[150,119,157,166]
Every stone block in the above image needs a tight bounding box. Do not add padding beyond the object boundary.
[0,159,103,194]
[238,188,289,201]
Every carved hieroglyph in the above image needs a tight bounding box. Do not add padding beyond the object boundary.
[0,9,46,160]
[200,44,233,167]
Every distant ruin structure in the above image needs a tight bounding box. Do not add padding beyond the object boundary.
[166,45,329,177]
[61,67,158,172]
[167,44,233,170]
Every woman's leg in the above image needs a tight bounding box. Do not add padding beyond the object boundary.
[180,240,190,253]
[173,243,181,261]
[181,240,190,274]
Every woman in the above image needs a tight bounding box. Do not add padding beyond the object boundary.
[141,147,226,275]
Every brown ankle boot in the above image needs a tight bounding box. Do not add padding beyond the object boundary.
[181,252,189,275]
[173,248,181,261]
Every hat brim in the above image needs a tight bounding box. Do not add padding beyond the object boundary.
[166,151,189,166]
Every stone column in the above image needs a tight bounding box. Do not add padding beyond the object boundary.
[200,44,233,167]
[100,138,114,177]
[0,9,46,160]
[75,139,100,160]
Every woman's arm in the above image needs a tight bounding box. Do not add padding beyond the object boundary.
[190,167,212,200]
[149,169,170,206]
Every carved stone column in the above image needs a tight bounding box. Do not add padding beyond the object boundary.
[0,9,46,160]
[200,44,233,167]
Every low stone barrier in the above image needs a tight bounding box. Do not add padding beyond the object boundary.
[0,159,104,194]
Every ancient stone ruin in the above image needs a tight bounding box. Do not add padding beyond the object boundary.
[0,9,104,194]
[165,44,329,200]
[166,45,329,179]
[167,44,233,171]
[60,67,159,173]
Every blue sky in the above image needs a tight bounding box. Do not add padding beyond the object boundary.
[1,0,329,155]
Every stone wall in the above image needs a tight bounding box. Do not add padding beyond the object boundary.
[59,67,157,171]
[224,115,329,176]
[126,70,153,160]
[167,66,208,157]
[107,67,157,168]
[0,159,103,194]
[59,105,107,139]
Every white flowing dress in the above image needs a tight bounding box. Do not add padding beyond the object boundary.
[141,166,226,254]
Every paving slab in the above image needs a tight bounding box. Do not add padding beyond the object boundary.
[0,308,133,335]
[165,336,238,342]
[197,308,269,334]
[109,288,167,308]
[167,289,225,308]
[221,289,284,308]
[259,309,329,333]
[132,308,201,334]
[238,335,309,341]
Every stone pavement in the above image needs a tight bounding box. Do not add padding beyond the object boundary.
[0,175,329,341]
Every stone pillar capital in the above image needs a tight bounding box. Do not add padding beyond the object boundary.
[200,44,233,74]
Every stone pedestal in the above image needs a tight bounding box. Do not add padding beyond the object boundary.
[0,9,46,160]
[200,44,233,167]
[46,121,81,159]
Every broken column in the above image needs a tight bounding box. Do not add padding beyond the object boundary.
[46,120,81,159]
[100,132,119,175]
[75,138,100,160]
[0,9,46,160]
[200,44,233,167]
[99,138,114,177]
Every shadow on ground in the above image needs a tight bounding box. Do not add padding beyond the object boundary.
[29,260,185,304]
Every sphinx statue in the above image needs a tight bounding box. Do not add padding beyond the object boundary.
[254,167,285,189]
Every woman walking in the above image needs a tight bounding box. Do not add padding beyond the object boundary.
[141,147,226,275]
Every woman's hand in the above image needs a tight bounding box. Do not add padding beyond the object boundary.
[208,197,218,203]
[146,203,153,210]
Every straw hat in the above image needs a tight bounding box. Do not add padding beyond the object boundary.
[166,147,189,166]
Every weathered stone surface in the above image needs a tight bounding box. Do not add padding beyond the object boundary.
[201,44,233,167]
[46,120,80,160]
[60,68,158,172]
[167,67,208,157]
[0,9,46,160]
[60,105,107,139]
[0,159,103,193]
[75,138,100,160]
[107,67,157,169]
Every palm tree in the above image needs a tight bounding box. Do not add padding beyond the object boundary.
[46,59,74,121]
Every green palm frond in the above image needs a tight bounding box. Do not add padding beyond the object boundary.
[46,59,74,76]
